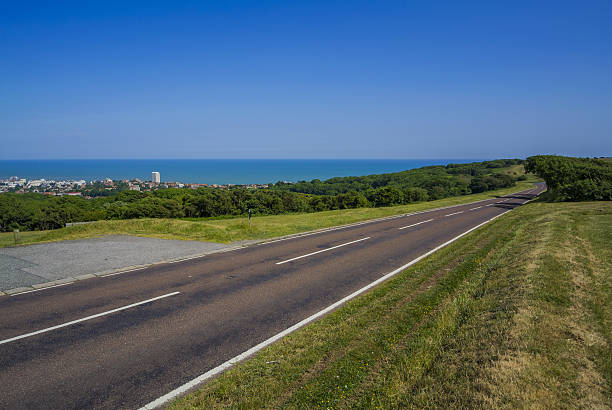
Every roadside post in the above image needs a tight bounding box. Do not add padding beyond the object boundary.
[248,208,252,231]
[13,229,20,245]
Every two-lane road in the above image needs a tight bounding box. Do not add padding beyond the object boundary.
[0,183,545,409]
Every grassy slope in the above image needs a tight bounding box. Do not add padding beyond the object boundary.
[0,181,536,248]
[500,163,525,176]
[168,201,610,409]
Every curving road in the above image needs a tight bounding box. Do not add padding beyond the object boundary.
[0,183,546,409]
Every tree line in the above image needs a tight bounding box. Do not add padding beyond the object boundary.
[0,159,522,232]
[270,159,521,196]
[525,155,612,201]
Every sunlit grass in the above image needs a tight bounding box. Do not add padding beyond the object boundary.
[0,182,536,248]
[168,201,611,409]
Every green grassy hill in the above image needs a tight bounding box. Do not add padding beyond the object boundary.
[168,200,611,409]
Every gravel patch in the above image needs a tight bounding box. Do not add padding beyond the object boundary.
[0,235,234,291]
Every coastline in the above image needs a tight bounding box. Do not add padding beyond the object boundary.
[0,158,486,185]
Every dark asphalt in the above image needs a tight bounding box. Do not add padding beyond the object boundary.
[0,183,546,409]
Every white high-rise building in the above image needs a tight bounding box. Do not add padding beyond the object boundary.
[152,171,161,184]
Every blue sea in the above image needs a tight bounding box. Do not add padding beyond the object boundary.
[0,159,484,185]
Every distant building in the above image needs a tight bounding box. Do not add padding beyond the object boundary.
[27,179,44,187]
[152,171,161,184]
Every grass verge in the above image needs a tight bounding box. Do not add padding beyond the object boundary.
[167,200,610,409]
[0,181,536,248]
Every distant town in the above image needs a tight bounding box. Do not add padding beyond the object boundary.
[0,171,271,197]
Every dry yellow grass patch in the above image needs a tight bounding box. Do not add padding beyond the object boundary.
[477,205,610,409]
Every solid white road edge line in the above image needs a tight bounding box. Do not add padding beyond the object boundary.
[0,292,180,345]
[275,237,371,265]
[398,218,434,230]
[140,209,513,410]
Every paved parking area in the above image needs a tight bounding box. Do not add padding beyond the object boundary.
[0,235,234,291]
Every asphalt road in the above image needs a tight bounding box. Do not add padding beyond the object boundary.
[0,183,546,409]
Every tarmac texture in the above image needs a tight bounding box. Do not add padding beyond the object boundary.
[0,184,546,409]
[0,235,232,291]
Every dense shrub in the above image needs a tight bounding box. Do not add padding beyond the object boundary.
[272,159,522,197]
[525,155,612,201]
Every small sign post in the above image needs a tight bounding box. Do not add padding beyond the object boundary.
[248,208,252,230]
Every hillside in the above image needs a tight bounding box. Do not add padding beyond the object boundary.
[271,158,523,197]
[0,159,526,232]
[168,200,611,409]
[0,181,535,248]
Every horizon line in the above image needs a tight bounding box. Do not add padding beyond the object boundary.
[0,157,501,161]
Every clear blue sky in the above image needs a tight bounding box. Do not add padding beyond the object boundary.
[1,0,610,159]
